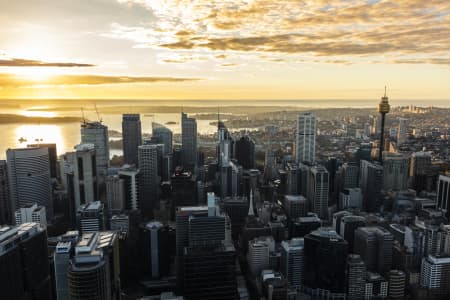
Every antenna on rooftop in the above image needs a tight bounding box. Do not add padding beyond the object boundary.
[94,103,102,123]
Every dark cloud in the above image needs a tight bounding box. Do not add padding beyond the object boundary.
[0,58,95,67]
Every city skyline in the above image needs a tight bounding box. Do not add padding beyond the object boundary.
[0,0,449,100]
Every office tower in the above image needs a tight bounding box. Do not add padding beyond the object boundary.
[247,236,275,276]
[365,272,388,299]
[0,223,52,299]
[0,160,11,224]
[383,153,409,191]
[171,167,197,208]
[359,160,383,212]
[280,238,304,288]
[122,114,142,165]
[347,254,366,300]
[221,196,248,239]
[15,203,47,227]
[7,147,52,219]
[303,228,348,297]
[409,151,432,193]
[332,210,352,235]
[152,122,173,155]
[181,112,197,169]
[80,121,109,178]
[110,214,129,233]
[420,255,450,296]
[284,195,307,220]
[295,112,316,164]
[138,144,160,218]
[285,162,301,195]
[397,117,408,145]
[106,175,125,210]
[261,270,288,300]
[290,213,321,238]
[65,144,98,210]
[54,232,80,300]
[67,232,121,300]
[118,165,141,211]
[340,215,366,253]
[339,188,363,209]
[354,226,394,274]
[388,269,406,299]
[235,135,255,169]
[437,175,450,220]
[377,87,390,163]
[307,165,329,219]
[175,206,209,256]
[341,162,359,188]
[358,142,372,162]
[141,221,169,279]
[76,201,105,233]
[27,143,58,178]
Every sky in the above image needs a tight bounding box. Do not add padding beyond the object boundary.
[0,0,449,100]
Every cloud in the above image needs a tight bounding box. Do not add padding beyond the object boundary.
[114,0,450,65]
[0,73,201,87]
[0,58,95,67]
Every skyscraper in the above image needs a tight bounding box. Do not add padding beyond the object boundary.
[235,135,255,169]
[346,254,366,300]
[14,203,47,227]
[122,114,142,165]
[397,117,408,145]
[437,175,450,220]
[181,112,197,169]
[81,121,109,179]
[295,112,316,164]
[383,153,409,191]
[138,144,160,218]
[118,165,141,211]
[141,221,170,279]
[27,143,58,178]
[152,122,173,156]
[0,160,11,224]
[280,238,304,289]
[359,160,383,212]
[307,165,329,219]
[0,223,53,299]
[303,228,348,297]
[409,151,432,193]
[7,147,52,219]
[377,87,390,163]
[247,236,274,276]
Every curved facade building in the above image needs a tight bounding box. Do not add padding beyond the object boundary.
[68,260,108,300]
[7,147,52,218]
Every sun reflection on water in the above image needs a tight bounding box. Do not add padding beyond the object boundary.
[14,124,64,151]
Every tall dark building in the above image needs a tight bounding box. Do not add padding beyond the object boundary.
[377,87,390,163]
[303,227,348,297]
[0,160,11,224]
[181,112,197,169]
[152,122,173,156]
[0,223,52,300]
[140,221,170,279]
[346,254,366,300]
[138,144,160,218]
[437,175,450,219]
[122,114,142,166]
[410,151,433,194]
[360,160,383,212]
[67,232,121,300]
[235,135,255,169]
[171,167,197,208]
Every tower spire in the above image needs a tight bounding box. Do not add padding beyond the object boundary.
[248,189,255,216]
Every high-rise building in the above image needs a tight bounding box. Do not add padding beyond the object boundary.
[346,254,366,300]
[64,144,98,210]
[27,143,58,178]
[0,223,52,299]
[138,144,160,218]
[81,121,109,179]
[359,160,383,212]
[54,231,80,300]
[14,203,47,227]
[76,201,105,233]
[340,215,366,253]
[284,195,308,220]
[7,147,52,219]
[420,255,450,296]
[295,112,316,164]
[290,213,321,238]
[141,221,170,279]
[307,165,329,219]
[388,269,406,299]
[377,87,390,163]
[122,114,142,165]
[235,135,255,169]
[303,228,348,298]
[0,160,11,224]
[67,232,121,300]
[341,163,359,189]
[365,272,388,299]
[437,175,450,220]
[181,112,197,169]
[118,165,141,211]
[280,238,304,289]
[383,153,409,191]
[409,151,432,193]
[106,175,125,210]
[397,117,408,145]
[339,188,363,209]
[152,122,173,156]
[247,236,274,276]
[354,226,393,275]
